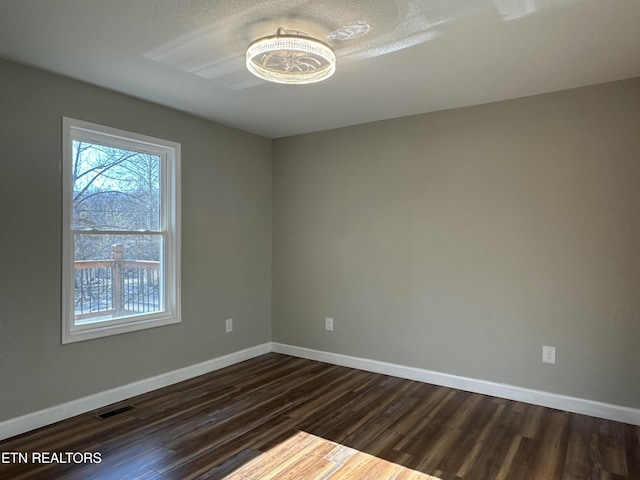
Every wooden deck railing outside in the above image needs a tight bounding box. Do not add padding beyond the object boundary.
[74,244,160,320]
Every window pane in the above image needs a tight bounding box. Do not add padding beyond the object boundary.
[63,117,180,344]
[74,234,163,323]
[72,141,161,231]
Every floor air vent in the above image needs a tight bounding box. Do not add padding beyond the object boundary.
[98,405,135,419]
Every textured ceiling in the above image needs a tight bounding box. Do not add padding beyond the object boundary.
[0,0,639,138]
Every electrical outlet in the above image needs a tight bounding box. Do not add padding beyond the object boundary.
[225,318,233,333]
[542,345,556,364]
[325,317,334,332]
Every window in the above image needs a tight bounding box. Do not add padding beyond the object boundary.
[62,117,180,343]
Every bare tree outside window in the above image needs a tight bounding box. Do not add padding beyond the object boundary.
[71,142,163,321]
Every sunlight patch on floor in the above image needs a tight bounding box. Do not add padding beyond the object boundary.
[223,430,441,479]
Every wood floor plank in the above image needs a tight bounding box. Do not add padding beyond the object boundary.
[223,431,326,480]
[445,401,505,478]
[562,414,601,480]
[390,385,453,436]
[503,435,540,479]
[624,425,640,479]
[412,426,464,474]
[393,389,458,455]
[519,403,546,439]
[531,410,570,479]
[599,418,629,477]
[0,353,638,480]
[464,403,525,480]
[493,433,523,480]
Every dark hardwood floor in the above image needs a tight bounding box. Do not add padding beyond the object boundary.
[1,353,638,479]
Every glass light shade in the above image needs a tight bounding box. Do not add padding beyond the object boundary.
[246,32,336,85]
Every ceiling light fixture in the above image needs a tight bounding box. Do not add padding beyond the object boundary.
[246,28,336,85]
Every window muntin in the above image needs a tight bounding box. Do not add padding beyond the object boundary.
[62,118,180,343]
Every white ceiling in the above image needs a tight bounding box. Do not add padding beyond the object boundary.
[1,0,639,138]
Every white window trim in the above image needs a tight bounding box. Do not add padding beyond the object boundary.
[62,117,181,344]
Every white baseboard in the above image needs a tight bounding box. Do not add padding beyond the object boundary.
[3,341,638,442]
[271,343,640,426]
[0,343,271,441]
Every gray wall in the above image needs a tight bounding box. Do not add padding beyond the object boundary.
[272,78,640,409]
[1,56,639,422]
[0,59,272,422]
